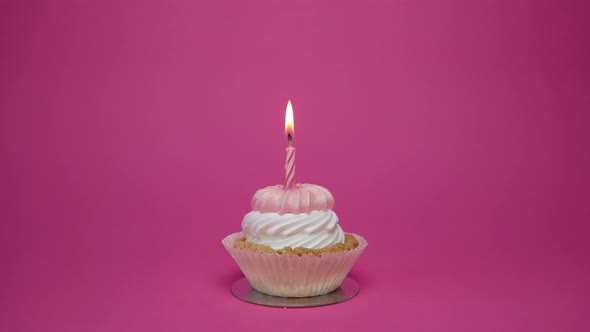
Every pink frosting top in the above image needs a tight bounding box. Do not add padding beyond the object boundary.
[251,183,335,214]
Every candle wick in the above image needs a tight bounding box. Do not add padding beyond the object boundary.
[287,132,293,146]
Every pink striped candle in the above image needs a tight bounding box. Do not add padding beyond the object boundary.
[285,101,296,189]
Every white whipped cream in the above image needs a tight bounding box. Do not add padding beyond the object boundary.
[242,210,345,250]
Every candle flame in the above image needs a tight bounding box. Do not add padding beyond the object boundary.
[285,100,294,137]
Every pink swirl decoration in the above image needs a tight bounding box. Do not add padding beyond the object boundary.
[251,183,335,214]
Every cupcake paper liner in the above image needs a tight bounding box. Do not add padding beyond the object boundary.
[222,232,368,297]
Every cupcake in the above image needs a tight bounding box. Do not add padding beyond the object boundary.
[222,183,367,297]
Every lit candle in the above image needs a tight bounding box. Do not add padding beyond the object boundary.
[284,100,296,190]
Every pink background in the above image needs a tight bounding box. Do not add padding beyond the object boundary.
[1,0,589,331]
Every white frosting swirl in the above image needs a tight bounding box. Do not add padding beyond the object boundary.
[242,210,345,250]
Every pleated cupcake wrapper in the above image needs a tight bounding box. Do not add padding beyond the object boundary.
[222,232,368,297]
